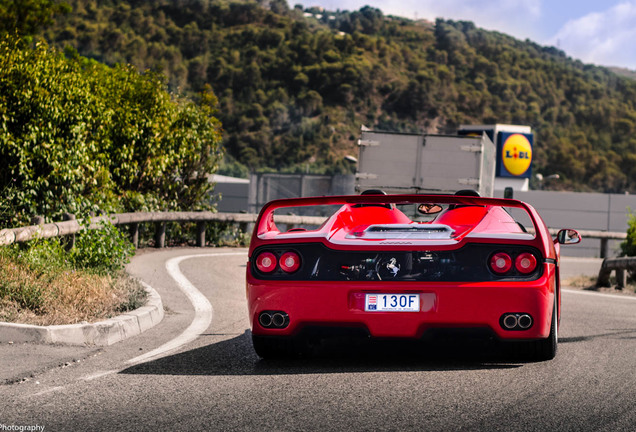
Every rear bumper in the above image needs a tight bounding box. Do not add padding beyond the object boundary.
[247,264,556,341]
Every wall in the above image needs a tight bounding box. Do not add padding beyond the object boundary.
[247,173,355,215]
[208,174,250,213]
[495,190,635,257]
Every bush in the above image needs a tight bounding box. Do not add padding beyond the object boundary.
[0,238,72,313]
[0,224,141,324]
[620,210,636,257]
[70,219,136,275]
[0,35,223,227]
[0,254,48,312]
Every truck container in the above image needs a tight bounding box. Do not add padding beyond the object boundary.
[356,129,496,197]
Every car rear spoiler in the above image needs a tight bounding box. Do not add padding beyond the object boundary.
[255,194,539,236]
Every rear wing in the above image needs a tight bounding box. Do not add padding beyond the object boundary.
[254,193,542,236]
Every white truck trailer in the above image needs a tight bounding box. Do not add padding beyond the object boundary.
[356,129,497,197]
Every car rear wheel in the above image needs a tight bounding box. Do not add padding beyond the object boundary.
[532,292,558,361]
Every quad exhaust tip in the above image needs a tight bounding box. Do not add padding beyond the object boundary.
[501,313,533,330]
[259,311,289,329]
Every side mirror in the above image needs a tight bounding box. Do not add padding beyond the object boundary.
[556,229,581,245]
[418,204,443,215]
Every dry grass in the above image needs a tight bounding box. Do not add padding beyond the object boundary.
[563,275,636,296]
[0,254,147,326]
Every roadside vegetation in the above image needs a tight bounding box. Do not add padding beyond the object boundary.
[0,219,143,325]
[565,275,636,296]
[620,211,636,257]
[0,34,223,227]
[0,1,223,325]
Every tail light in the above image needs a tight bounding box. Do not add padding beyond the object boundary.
[255,252,277,273]
[490,252,512,274]
[280,251,301,273]
[515,252,537,274]
[490,251,538,275]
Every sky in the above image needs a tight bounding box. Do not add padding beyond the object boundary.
[292,0,636,70]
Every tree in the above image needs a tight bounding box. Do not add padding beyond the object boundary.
[0,0,71,37]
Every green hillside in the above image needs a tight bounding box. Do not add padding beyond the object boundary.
[42,0,636,192]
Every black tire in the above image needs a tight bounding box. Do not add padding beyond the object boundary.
[251,335,301,359]
[532,293,558,361]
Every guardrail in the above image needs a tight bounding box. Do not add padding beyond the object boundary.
[596,257,636,289]
[551,229,626,259]
[0,212,627,255]
[0,212,326,248]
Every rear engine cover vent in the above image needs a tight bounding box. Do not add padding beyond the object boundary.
[350,224,455,239]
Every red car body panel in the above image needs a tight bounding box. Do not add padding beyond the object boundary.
[247,266,556,340]
[246,194,570,347]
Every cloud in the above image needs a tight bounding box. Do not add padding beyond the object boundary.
[412,0,542,40]
[548,1,636,69]
[403,0,542,22]
[296,0,543,39]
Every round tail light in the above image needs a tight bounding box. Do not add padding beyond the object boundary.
[490,252,512,274]
[515,252,537,274]
[279,251,301,273]
[255,252,277,273]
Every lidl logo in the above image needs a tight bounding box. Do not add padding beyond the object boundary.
[501,134,532,176]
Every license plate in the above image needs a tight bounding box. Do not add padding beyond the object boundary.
[365,294,420,312]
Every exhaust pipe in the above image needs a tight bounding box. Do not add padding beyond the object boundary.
[518,314,533,329]
[272,312,287,328]
[259,312,273,328]
[258,311,289,328]
[501,313,533,330]
[502,314,518,329]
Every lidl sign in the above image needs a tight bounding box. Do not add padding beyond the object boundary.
[497,132,533,178]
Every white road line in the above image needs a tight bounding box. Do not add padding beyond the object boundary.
[31,386,65,397]
[81,369,118,381]
[563,288,636,301]
[125,252,246,365]
[27,252,245,396]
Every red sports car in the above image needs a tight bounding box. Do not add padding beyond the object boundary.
[246,191,580,360]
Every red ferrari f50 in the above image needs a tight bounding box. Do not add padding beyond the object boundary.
[246,191,580,361]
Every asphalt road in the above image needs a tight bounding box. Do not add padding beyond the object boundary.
[1,248,635,432]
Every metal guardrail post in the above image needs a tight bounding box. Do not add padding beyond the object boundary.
[129,223,139,248]
[196,222,206,247]
[600,238,608,259]
[31,216,45,226]
[597,261,612,287]
[155,222,166,248]
[62,213,76,251]
[616,269,626,289]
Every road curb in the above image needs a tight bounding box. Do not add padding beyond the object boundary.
[0,281,164,346]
